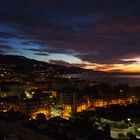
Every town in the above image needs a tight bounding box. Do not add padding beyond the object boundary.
[0,63,140,140]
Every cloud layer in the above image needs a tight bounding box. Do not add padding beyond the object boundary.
[0,0,140,72]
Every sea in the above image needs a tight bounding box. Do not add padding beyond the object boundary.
[61,74,140,87]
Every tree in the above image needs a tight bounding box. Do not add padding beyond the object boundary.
[36,113,46,122]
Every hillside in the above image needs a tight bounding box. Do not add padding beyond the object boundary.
[0,54,92,74]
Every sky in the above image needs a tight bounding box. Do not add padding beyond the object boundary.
[0,0,140,72]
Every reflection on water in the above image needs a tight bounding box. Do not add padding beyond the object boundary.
[63,74,140,86]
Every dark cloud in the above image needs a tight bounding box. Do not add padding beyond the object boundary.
[0,32,18,38]
[0,0,140,68]
[34,52,49,56]
[0,45,14,50]
[49,60,86,68]
[0,45,15,54]
[23,47,65,54]
[76,36,140,64]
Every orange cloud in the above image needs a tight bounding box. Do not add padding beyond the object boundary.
[83,62,140,73]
